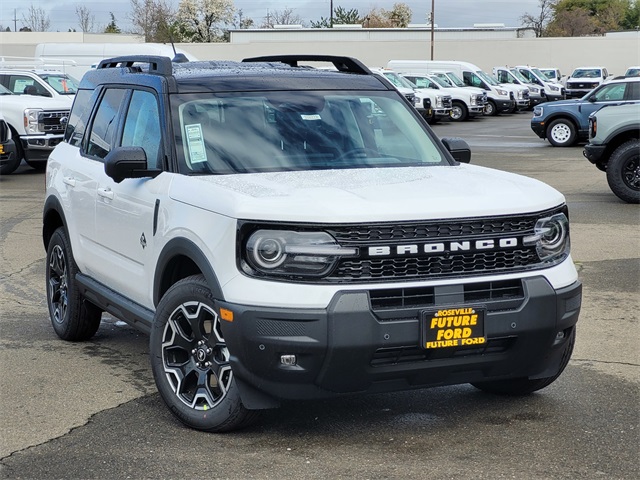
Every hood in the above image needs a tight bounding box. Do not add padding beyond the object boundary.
[0,94,71,110]
[543,99,583,110]
[169,165,565,223]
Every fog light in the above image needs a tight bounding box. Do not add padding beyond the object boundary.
[280,354,297,366]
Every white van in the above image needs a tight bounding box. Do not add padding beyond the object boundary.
[387,60,516,115]
[34,43,197,79]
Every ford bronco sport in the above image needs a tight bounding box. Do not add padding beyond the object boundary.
[43,54,582,432]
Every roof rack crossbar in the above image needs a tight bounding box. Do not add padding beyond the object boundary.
[242,55,371,75]
[96,55,173,76]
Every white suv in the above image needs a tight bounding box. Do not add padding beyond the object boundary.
[43,54,581,432]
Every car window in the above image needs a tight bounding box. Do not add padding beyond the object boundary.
[463,72,485,89]
[6,75,47,95]
[591,83,627,102]
[173,91,447,175]
[65,89,94,146]
[121,90,162,169]
[86,88,127,160]
[40,74,80,94]
[408,76,437,89]
[627,82,640,100]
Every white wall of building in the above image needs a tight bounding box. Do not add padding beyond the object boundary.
[0,30,637,78]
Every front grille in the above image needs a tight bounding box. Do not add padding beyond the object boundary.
[523,91,530,100]
[39,110,69,133]
[371,337,515,366]
[404,93,416,104]
[370,279,524,311]
[442,96,452,108]
[332,248,538,282]
[568,81,597,89]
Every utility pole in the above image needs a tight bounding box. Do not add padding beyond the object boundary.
[430,0,435,60]
[330,0,334,27]
[13,8,18,32]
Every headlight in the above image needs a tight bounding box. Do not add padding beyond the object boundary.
[496,88,508,96]
[523,213,570,262]
[435,96,443,108]
[550,85,559,91]
[243,230,357,278]
[470,95,476,106]
[24,108,42,134]
[533,106,543,117]
[517,90,524,99]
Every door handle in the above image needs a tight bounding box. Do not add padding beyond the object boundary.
[97,187,114,200]
[63,176,76,187]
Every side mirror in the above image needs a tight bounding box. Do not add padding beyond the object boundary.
[104,146,161,183]
[441,137,471,164]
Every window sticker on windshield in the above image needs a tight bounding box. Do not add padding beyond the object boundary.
[300,114,321,121]
[185,124,207,164]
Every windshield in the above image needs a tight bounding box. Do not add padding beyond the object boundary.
[173,91,448,175]
[509,68,530,83]
[571,68,602,79]
[383,72,417,89]
[40,74,80,94]
[444,72,465,87]
[530,68,548,82]
[625,67,640,76]
[539,69,555,80]
[429,75,451,88]
[476,70,499,86]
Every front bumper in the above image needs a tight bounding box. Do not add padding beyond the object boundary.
[20,134,64,161]
[583,143,607,164]
[220,277,582,409]
[495,99,514,113]
[531,120,546,138]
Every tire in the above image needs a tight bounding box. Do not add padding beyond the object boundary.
[0,151,21,175]
[484,100,497,116]
[471,328,575,396]
[25,159,47,171]
[546,119,577,147]
[46,227,102,341]
[450,101,468,122]
[606,139,640,204]
[150,274,260,432]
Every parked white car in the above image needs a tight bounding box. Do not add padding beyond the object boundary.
[401,72,485,121]
[565,66,612,98]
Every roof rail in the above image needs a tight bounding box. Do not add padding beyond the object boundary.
[96,55,173,76]
[242,55,371,75]
[0,56,77,70]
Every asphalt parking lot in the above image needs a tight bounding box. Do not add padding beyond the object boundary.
[0,112,638,479]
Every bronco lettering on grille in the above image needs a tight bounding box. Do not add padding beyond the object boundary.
[367,238,519,257]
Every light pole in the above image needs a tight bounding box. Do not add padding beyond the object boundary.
[330,0,334,27]
[430,0,435,60]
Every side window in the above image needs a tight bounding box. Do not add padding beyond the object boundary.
[592,83,626,102]
[628,82,640,100]
[464,72,484,89]
[9,75,46,95]
[64,89,94,146]
[121,90,162,169]
[86,88,127,160]
[518,69,531,82]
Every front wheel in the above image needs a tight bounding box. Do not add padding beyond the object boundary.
[450,102,468,121]
[484,100,497,116]
[471,328,575,396]
[46,227,102,341]
[546,119,577,147]
[606,140,640,204]
[150,275,260,432]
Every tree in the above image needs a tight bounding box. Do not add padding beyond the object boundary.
[104,12,122,33]
[388,3,412,28]
[546,7,599,35]
[622,0,640,28]
[520,0,558,37]
[262,8,304,28]
[129,0,176,42]
[76,4,96,33]
[334,6,361,24]
[176,0,235,42]
[362,3,413,28]
[235,9,255,29]
[21,4,51,32]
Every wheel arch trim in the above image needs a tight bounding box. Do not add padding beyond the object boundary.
[154,238,223,306]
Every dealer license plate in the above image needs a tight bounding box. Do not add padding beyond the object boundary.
[421,306,486,349]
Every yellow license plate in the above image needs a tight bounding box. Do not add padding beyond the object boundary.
[421,306,486,349]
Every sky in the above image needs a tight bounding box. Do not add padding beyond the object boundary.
[0,1,543,32]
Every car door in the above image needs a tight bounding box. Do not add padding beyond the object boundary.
[92,88,165,306]
[578,82,629,130]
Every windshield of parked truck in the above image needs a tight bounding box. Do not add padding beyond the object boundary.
[476,70,499,86]
[40,73,80,94]
[530,68,549,83]
[383,72,418,90]
[509,69,530,83]
[571,68,602,79]
[445,72,466,87]
[173,90,449,175]
[429,75,451,88]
